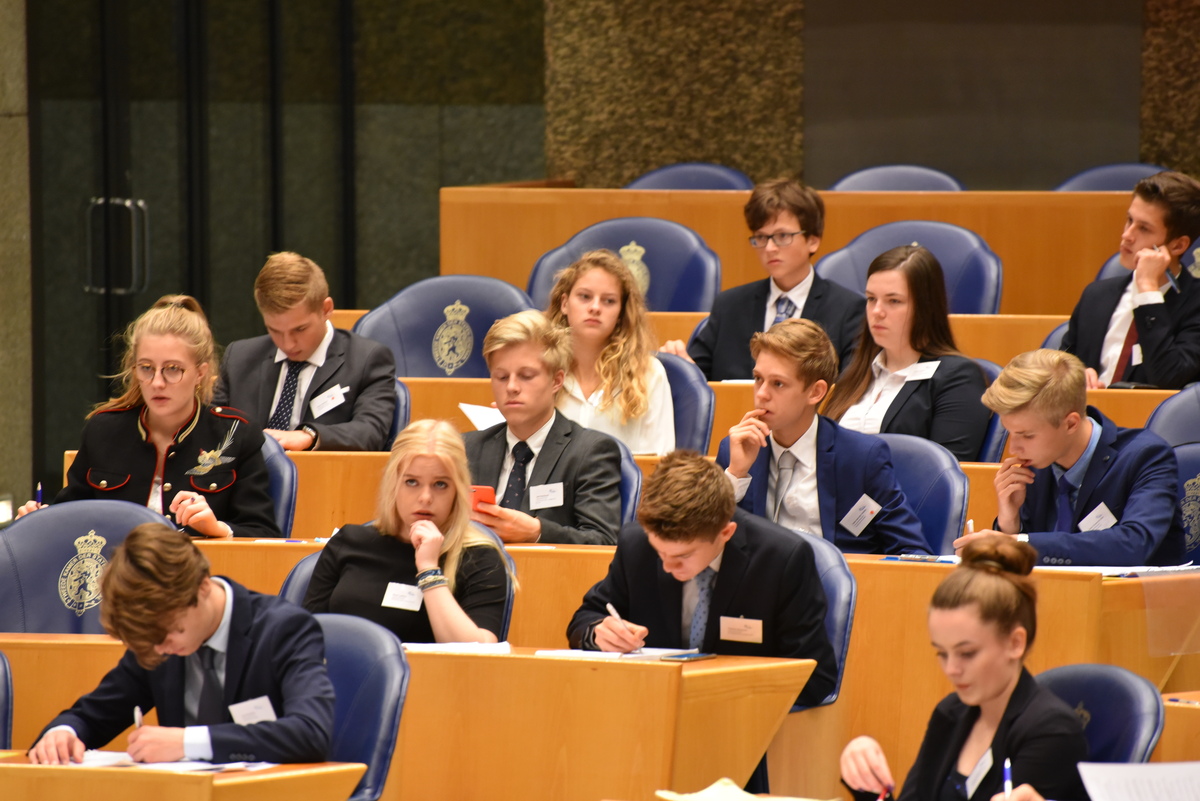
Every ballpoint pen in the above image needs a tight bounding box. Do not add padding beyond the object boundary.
[1003,757,1013,798]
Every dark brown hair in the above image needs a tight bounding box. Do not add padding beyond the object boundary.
[1133,171,1200,249]
[744,178,825,238]
[931,534,1038,653]
[637,451,735,542]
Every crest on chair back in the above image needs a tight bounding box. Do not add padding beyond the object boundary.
[1183,474,1200,555]
[1073,700,1092,730]
[59,530,108,617]
[619,241,651,296]
[433,299,472,376]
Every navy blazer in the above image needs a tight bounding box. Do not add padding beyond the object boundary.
[1061,270,1200,388]
[688,275,864,380]
[851,669,1088,801]
[42,579,335,763]
[716,417,930,555]
[566,509,838,707]
[1019,407,1185,566]
[463,412,622,545]
[213,328,397,451]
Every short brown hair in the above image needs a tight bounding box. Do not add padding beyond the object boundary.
[637,451,735,542]
[750,318,838,387]
[981,349,1086,425]
[1133,171,1200,249]
[254,251,330,315]
[101,524,212,669]
[931,533,1038,654]
[744,178,825,238]
[482,309,572,377]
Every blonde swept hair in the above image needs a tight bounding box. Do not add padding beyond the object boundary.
[253,251,330,315]
[981,349,1086,425]
[750,318,839,388]
[92,295,218,417]
[545,250,656,422]
[375,419,515,592]
[482,310,572,379]
[637,450,735,542]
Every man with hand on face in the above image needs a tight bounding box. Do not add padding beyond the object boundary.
[1061,170,1200,389]
[954,348,1185,567]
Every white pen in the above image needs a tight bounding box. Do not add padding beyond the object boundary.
[966,519,974,535]
[605,602,642,653]
[134,705,143,729]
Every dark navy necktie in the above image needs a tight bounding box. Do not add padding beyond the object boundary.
[267,360,306,430]
[501,441,534,509]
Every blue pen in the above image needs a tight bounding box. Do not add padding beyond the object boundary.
[36,482,42,506]
[1003,757,1012,797]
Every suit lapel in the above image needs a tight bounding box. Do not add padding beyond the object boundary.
[155,657,188,726]
[802,272,826,317]
[222,580,252,705]
[475,424,509,487]
[882,379,921,431]
[302,331,347,414]
[656,561,685,644]
[528,414,571,499]
[749,449,771,517]
[705,528,750,649]
[256,355,280,421]
[1074,411,1118,523]
[815,418,838,543]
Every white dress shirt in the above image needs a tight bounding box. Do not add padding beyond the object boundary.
[728,415,822,535]
[763,270,815,333]
[268,321,335,429]
[839,353,940,435]
[1097,276,1174,386]
[497,411,558,495]
[556,357,675,455]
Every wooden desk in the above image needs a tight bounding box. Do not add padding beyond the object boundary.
[440,188,1128,315]
[505,545,614,647]
[0,753,365,801]
[949,314,1067,366]
[1155,692,1200,762]
[195,540,323,594]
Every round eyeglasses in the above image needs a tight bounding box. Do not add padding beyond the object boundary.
[135,363,188,384]
[748,231,805,249]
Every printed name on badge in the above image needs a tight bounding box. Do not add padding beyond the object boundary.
[381,582,423,611]
[840,493,883,536]
[720,616,763,644]
[529,482,564,510]
[310,384,348,419]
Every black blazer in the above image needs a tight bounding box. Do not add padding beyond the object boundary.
[1061,270,1200,388]
[688,275,865,380]
[566,508,839,707]
[852,669,1088,801]
[462,413,622,545]
[213,328,397,451]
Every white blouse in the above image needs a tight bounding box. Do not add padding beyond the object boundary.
[557,356,675,456]
[839,353,941,434]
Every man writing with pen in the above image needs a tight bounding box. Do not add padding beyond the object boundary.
[28,523,334,765]
[566,450,837,708]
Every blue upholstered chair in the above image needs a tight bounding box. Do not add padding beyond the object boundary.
[1171,443,1200,563]
[614,438,643,525]
[877,434,968,554]
[1054,163,1167,192]
[315,614,410,801]
[792,532,857,708]
[814,220,1003,314]
[527,217,721,312]
[1146,384,1200,447]
[0,499,166,632]
[973,358,1008,462]
[829,164,964,191]
[354,276,535,378]
[1042,321,1069,351]
[656,352,715,454]
[387,378,413,448]
[624,162,754,191]
[1037,664,1164,763]
[0,651,11,749]
[260,433,298,537]
[1096,252,1126,281]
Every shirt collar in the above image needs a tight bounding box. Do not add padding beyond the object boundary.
[273,320,335,367]
[137,400,202,444]
[769,413,819,469]
[767,269,814,307]
[1052,415,1103,489]
[505,410,557,458]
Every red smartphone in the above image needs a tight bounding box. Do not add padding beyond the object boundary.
[471,485,496,512]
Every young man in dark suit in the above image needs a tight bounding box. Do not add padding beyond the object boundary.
[464,310,622,545]
[660,178,864,379]
[29,524,335,765]
[213,251,396,451]
[566,449,837,707]
[955,349,1185,567]
[1061,170,1200,389]
[716,319,930,555]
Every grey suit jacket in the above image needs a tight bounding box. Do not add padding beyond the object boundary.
[463,413,622,544]
[213,328,396,451]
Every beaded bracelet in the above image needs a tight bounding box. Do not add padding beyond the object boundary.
[416,567,444,582]
[418,576,449,592]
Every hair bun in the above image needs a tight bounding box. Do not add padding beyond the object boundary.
[960,534,1036,577]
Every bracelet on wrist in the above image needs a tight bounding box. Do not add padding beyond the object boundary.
[418,576,449,592]
[416,567,444,582]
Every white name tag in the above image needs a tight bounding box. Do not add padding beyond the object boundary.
[228,695,278,726]
[720,616,763,644]
[309,384,348,419]
[381,582,423,611]
[839,493,883,537]
[1131,344,1144,367]
[904,360,941,382]
[529,482,564,510]
[965,747,993,800]
[1079,502,1118,532]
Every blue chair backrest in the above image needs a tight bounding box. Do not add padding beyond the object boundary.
[1172,443,1200,563]
[973,358,1008,462]
[829,164,964,191]
[814,220,1002,314]
[791,532,856,709]
[354,275,535,378]
[1146,384,1200,447]
[472,523,517,640]
[315,614,409,801]
[527,217,721,312]
[614,438,643,525]
[877,434,968,554]
[261,433,298,536]
[387,378,413,448]
[656,352,715,454]
[1055,163,1167,191]
[0,500,168,632]
[1037,663,1164,763]
[0,651,11,749]
[624,162,754,191]
[1042,321,1069,351]
[1096,252,1126,281]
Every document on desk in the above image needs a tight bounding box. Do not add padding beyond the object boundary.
[78,751,275,772]
[656,775,836,800]
[534,648,697,661]
[402,641,512,654]
[1078,761,1200,801]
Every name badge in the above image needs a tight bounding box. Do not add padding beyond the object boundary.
[310,384,348,419]
[840,493,883,537]
[381,582,423,611]
[720,616,763,644]
[229,695,278,726]
[904,360,941,382]
[1079,502,1118,532]
[965,747,993,799]
[1131,344,1144,367]
[529,482,564,510]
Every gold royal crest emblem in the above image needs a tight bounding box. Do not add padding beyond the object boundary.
[433,299,472,376]
[1182,474,1200,555]
[619,241,651,297]
[58,530,108,617]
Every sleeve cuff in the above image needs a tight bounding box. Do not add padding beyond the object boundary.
[726,469,751,502]
[1133,290,1166,307]
[183,726,214,761]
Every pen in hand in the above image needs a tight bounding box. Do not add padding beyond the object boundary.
[1003,757,1012,798]
[134,705,143,729]
[36,482,42,506]
[605,602,642,653]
